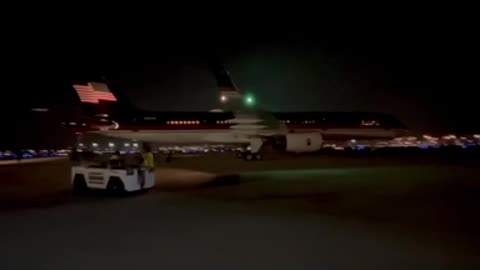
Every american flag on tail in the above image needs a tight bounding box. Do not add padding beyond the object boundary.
[73,82,117,104]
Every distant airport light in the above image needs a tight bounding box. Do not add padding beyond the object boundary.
[220,95,227,102]
[31,108,49,112]
[209,109,224,113]
[78,143,84,147]
[133,143,139,148]
[69,122,77,126]
[92,142,98,148]
[442,134,457,140]
[108,142,115,148]
[474,134,480,139]
[351,139,357,143]
[124,143,130,147]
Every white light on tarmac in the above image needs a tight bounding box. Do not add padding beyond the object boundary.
[423,134,432,140]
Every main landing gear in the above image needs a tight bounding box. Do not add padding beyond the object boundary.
[234,138,264,161]
[237,151,262,161]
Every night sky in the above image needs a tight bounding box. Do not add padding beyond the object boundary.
[2,11,478,134]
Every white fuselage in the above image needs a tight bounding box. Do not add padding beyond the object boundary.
[91,127,401,144]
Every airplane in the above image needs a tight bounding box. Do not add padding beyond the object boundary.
[64,64,408,160]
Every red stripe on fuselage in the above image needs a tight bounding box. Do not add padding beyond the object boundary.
[68,123,404,139]
[69,123,397,131]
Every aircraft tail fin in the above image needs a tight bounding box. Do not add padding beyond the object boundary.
[210,62,240,92]
[209,62,245,111]
[72,79,138,122]
[72,82,117,104]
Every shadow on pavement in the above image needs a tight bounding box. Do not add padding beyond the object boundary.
[198,174,242,188]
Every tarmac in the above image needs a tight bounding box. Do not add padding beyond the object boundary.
[0,153,479,269]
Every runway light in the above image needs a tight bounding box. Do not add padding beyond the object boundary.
[220,95,227,102]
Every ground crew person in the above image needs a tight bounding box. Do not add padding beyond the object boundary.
[142,144,155,172]
[139,144,154,189]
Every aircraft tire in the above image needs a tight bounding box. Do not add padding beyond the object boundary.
[243,152,262,161]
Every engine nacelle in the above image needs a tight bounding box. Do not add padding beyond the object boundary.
[272,133,323,153]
